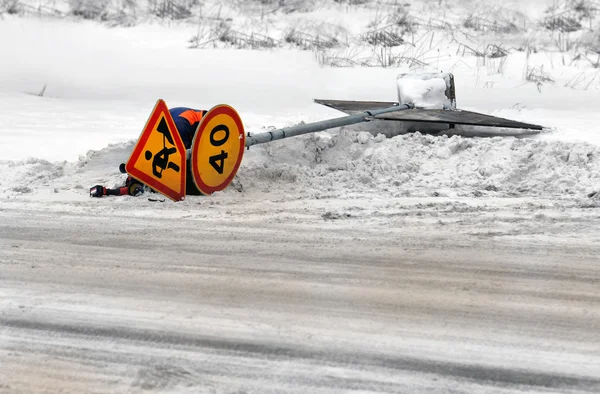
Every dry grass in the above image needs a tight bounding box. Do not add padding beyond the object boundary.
[0,0,63,17]
[3,0,600,82]
[189,20,279,49]
[525,65,555,92]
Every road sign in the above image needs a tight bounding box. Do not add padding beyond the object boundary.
[190,105,245,195]
[125,99,186,202]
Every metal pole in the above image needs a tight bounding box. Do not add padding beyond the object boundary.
[186,103,414,159]
[245,103,414,147]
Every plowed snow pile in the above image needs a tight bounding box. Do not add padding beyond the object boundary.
[241,131,600,198]
[2,130,599,200]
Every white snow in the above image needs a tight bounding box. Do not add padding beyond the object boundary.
[396,73,453,109]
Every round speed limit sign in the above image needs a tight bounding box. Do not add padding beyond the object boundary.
[191,105,246,195]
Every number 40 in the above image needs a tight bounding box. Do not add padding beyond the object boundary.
[208,125,230,175]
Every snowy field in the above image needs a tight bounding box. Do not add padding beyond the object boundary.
[1,0,600,392]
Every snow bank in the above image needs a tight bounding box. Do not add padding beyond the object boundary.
[3,131,598,200]
[238,130,600,199]
[0,142,134,200]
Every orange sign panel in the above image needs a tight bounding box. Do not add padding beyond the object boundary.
[190,105,245,195]
[125,99,186,201]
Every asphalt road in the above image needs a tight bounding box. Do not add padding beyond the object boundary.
[1,197,599,393]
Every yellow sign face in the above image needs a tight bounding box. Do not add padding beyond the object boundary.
[125,99,186,201]
[191,105,245,195]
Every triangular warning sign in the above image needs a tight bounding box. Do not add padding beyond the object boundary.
[125,99,186,202]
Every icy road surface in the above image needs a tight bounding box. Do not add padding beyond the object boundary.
[1,195,599,393]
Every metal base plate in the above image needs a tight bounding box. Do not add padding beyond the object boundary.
[315,99,543,131]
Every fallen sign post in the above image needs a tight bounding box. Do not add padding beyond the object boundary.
[121,72,544,202]
[184,102,414,160]
[244,103,414,148]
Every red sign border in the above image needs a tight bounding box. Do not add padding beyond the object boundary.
[191,105,245,195]
[125,99,187,202]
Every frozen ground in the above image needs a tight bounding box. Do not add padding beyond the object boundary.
[1,1,600,392]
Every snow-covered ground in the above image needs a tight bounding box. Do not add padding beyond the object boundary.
[1,1,600,392]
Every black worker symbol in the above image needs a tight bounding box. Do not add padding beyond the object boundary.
[145,117,181,179]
